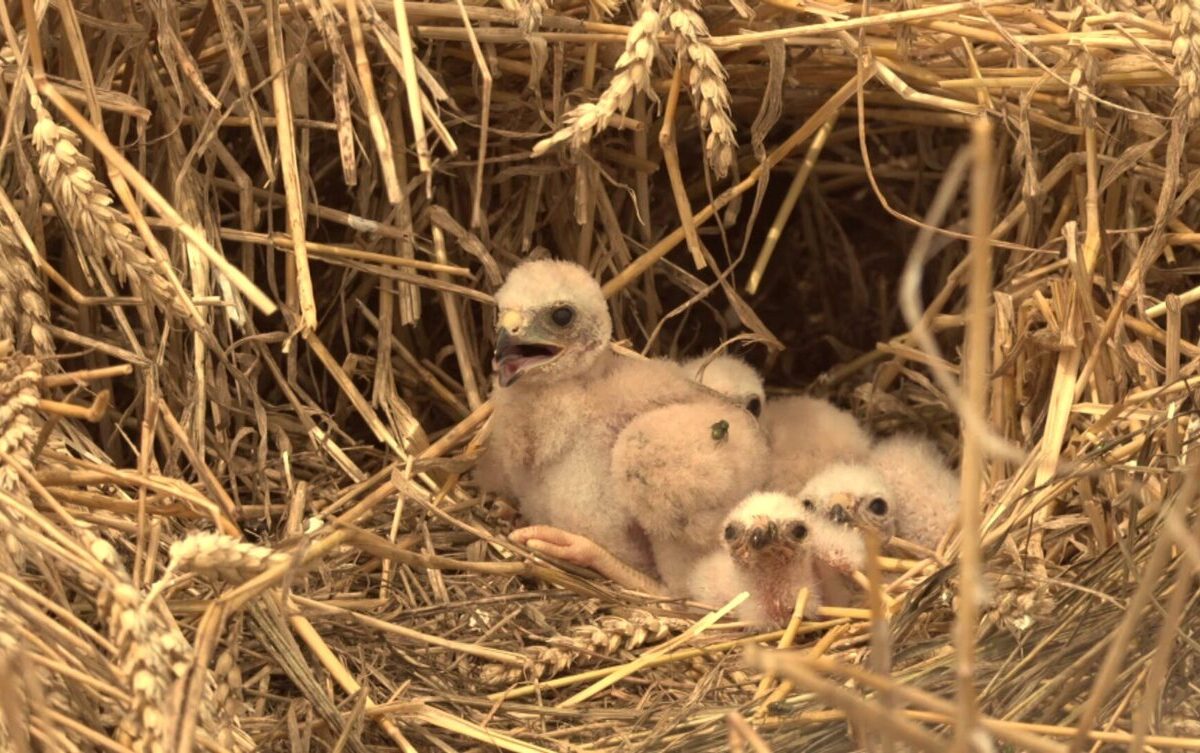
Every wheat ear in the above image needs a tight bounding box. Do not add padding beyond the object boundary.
[516,0,549,32]
[479,609,686,685]
[664,0,737,177]
[0,350,41,494]
[168,531,288,581]
[1168,0,1200,119]
[30,100,191,319]
[531,4,661,156]
[0,226,54,357]
[0,349,41,565]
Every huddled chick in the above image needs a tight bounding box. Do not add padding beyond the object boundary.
[688,492,866,626]
[868,434,959,550]
[762,396,872,494]
[798,439,959,552]
[678,352,765,417]
[611,401,768,595]
[481,259,766,582]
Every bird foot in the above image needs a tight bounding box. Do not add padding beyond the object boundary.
[510,525,604,570]
[510,525,666,595]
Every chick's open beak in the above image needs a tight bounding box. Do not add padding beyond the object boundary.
[493,326,563,387]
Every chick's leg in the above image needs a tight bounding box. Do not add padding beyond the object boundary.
[510,525,666,595]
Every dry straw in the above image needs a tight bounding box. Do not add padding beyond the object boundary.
[2,0,1200,749]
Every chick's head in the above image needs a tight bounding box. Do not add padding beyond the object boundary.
[493,260,611,388]
[680,353,765,417]
[800,463,895,542]
[721,492,814,570]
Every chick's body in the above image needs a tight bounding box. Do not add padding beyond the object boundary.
[868,434,959,549]
[611,400,768,593]
[762,396,871,494]
[491,353,705,570]
[481,260,763,576]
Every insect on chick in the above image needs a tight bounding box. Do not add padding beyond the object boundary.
[711,419,730,442]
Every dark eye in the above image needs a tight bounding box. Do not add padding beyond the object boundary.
[550,306,574,327]
[868,497,888,516]
[788,522,808,541]
[746,397,762,417]
[802,499,815,510]
[723,523,741,542]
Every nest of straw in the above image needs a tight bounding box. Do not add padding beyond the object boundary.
[2,0,1200,749]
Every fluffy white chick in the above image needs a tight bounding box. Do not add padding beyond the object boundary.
[482,259,758,578]
[688,492,866,626]
[678,352,766,417]
[798,463,896,543]
[868,434,959,550]
[762,396,871,494]
[610,400,768,595]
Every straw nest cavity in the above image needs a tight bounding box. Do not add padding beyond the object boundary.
[1,0,1199,750]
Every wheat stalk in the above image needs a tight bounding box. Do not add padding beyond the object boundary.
[0,226,53,357]
[479,609,686,685]
[30,99,190,320]
[664,0,737,177]
[168,531,288,581]
[531,4,660,156]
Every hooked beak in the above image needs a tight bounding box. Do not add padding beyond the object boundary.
[748,521,777,550]
[829,504,851,526]
[729,518,795,566]
[493,328,563,388]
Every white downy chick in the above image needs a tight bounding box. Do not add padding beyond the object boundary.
[762,396,872,494]
[481,259,755,575]
[610,400,768,594]
[678,352,766,418]
[798,463,896,543]
[688,492,866,626]
[868,434,959,549]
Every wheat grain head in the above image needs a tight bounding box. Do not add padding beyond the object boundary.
[30,99,191,320]
[532,4,661,155]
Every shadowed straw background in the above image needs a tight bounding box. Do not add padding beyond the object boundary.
[1,0,1199,749]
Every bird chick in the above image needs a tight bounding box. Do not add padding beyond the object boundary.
[483,259,762,579]
[688,492,866,626]
[798,463,896,543]
[678,352,766,417]
[762,396,871,494]
[868,434,959,550]
[611,400,768,595]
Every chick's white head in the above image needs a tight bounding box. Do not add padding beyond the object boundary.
[720,492,815,569]
[680,353,765,417]
[493,260,612,388]
[800,463,895,541]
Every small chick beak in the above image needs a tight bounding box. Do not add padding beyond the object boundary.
[829,504,851,525]
[748,522,777,550]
